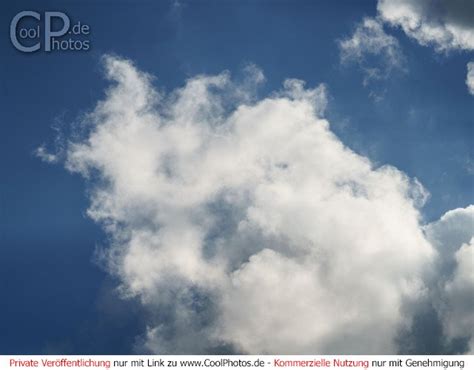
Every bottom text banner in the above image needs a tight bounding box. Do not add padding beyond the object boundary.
[2,355,472,370]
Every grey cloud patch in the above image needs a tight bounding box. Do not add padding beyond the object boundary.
[377,0,474,96]
[340,1,474,95]
[467,61,474,95]
[442,0,474,29]
[40,55,473,354]
[377,0,474,52]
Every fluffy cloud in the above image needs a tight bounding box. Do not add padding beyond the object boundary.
[467,62,474,95]
[40,56,473,354]
[442,239,474,353]
[425,206,474,353]
[377,0,474,52]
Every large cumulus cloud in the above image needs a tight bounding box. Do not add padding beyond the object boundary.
[40,56,473,354]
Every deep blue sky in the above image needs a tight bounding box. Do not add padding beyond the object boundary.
[1,0,472,354]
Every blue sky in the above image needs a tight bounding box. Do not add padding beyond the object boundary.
[1,0,473,355]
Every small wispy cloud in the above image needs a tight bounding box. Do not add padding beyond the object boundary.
[339,18,406,98]
[35,144,59,163]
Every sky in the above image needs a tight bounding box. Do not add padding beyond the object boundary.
[0,0,473,355]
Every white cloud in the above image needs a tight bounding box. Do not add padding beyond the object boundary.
[425,205,474,259]
[442,239,474,353]
[41,55,474,354]
[425,206,474,353]
[377,0,474,52]
[339,18,406,89]
[467,61,474,95]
